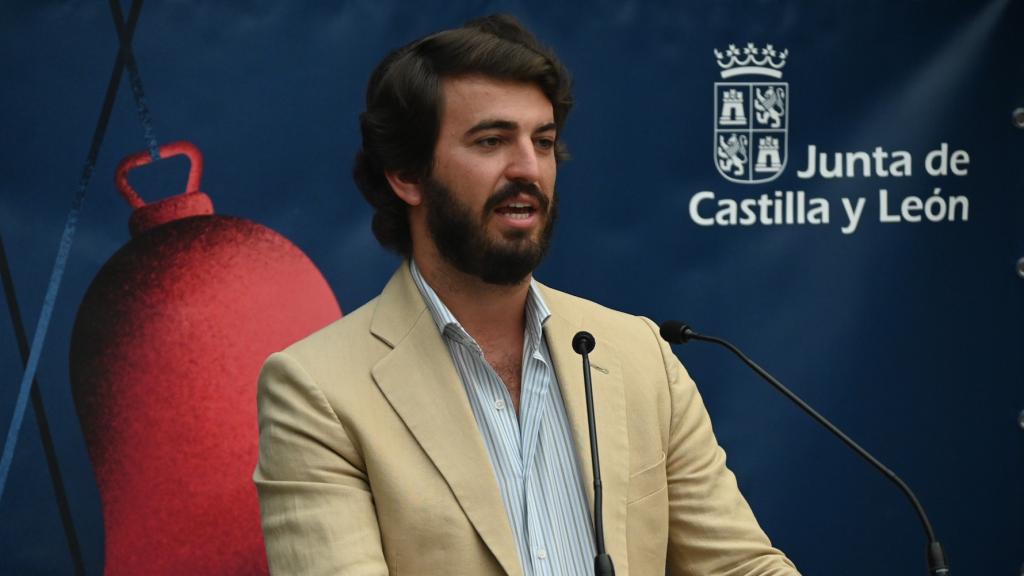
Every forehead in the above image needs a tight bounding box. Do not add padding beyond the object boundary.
[439,76,554,131]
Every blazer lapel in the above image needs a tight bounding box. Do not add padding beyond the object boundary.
[369,265,523,576]
[542,293,629,572]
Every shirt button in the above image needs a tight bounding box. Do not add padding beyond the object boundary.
[494,399,506,410]
[536,549,547,560]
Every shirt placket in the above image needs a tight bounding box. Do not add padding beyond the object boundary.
[521,331,555,575]
[450,328,534,571]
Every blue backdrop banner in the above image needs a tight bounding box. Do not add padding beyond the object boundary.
[0,1,1021,574]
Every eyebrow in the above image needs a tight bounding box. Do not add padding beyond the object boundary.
[535,122,557,134]
[465,119,557,136]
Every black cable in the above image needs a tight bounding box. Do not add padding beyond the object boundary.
[0,0,147,571]
[0,234,86,576]
[110,0,159,159]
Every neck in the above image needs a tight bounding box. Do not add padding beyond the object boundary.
[412,249,531,345]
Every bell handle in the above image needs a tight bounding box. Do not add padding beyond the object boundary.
[115,141,204,209]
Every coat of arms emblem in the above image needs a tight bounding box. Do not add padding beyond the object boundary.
[714,43,789,184]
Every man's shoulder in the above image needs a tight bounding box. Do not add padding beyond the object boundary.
[539,283,629,317]
[538,282,662,344]
[278,295,385,370]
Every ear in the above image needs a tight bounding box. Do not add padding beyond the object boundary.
[385,171,424,207]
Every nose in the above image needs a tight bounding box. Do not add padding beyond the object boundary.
[504,138,542,183]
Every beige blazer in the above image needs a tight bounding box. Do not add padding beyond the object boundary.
[254,264,798,575]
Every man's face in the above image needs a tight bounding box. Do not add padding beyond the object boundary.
[422,76,558,285]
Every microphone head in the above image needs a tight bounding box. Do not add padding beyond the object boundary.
[572,331,596,354]
[659,320,694,344]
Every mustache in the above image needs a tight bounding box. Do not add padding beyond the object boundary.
[482,181,550,216]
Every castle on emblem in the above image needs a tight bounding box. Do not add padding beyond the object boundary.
[719,89,747,126]
[714,43,789,184]
[755,137,782,173]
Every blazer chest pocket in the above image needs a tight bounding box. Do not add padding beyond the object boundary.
[627,450,666,504]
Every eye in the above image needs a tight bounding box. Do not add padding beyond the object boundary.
[535,137,556,152]
[475,136,503,148]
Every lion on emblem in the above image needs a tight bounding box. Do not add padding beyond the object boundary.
[755,86,786,128]
[717,133,748,177]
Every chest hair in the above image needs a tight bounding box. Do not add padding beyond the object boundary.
[484,348,523,413]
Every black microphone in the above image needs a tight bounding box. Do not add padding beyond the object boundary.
[572,331,615,576]
[659,320,950,576]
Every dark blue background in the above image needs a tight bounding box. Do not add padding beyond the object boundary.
[1,1,1021,574]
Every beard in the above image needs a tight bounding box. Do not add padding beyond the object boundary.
[422,176,557,286]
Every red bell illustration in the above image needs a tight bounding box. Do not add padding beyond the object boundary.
[69,141,341,574]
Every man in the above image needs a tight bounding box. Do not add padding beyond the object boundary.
[254,14,800,576]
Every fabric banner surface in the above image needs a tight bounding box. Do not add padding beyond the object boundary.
[0,1,1020,574]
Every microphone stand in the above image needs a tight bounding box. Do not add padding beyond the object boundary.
[572,331,615,576]
[659,320,950,576]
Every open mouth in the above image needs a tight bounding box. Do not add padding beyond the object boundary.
[494,202,536,220]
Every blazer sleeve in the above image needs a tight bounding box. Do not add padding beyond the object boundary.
[650,321,800,576]
[253,351,389,576]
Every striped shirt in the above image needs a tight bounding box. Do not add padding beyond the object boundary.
[410,261,595,576]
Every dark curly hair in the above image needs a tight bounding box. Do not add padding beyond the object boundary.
[353,14,574,256]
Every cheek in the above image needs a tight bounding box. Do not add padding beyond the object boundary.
[443,151,500,185]
[542,161,557,193]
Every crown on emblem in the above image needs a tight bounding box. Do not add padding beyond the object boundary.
[714,43,788,79]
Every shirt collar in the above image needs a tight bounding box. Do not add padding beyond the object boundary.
[409,259,551,351]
